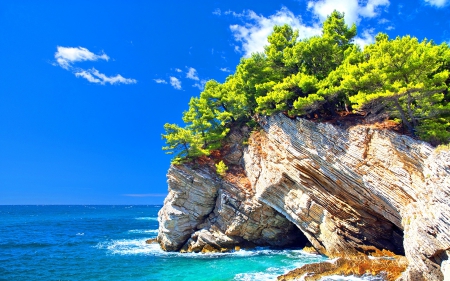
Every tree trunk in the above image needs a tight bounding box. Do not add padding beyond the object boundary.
[394,98,415,136]
[406,91,418,128]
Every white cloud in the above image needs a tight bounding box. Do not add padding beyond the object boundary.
[54,46,136,85]
[186,67,199,80]
[170,77,182,90]
[212,8,221,15]
[220,67,231,72]
[153,79,167,84]
[55,46,109,69]
[75,68,137,85]
[193,80,207,90]
[175,68,182,73]
[307,0,389,25]
[229,7,322,57]
[353,29,376,49]
[423,0,448,7]
[225,10,245,17]
[75,70,101,84]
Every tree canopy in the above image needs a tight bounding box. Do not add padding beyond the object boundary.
[163,10,450,163]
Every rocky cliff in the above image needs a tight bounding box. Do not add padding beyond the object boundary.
[157,113,450,280]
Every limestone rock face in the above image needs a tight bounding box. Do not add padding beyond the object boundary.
[157,127,305,252]
[157,165,220,251]
[180,178,304,253]
[158,114,450,280]
[243,114,450,280]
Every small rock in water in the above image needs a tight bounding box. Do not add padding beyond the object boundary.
[303,246,319,255]
[145,238,157,244]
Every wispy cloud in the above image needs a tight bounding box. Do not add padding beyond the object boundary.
[220,67,231,72]
[75,68,136,85]
[175,68,182,73]
[54,46,136,85]
[423,0,448,7]
[307,0,390,25]
[193,79,207,90]
[353,29,376,49]
[170,76,182,90]
[122,193,167,197]
[229,4,389,57]
[212,8,221,15]
[153,79,168,84]
[55,46,109,70]
[225,10,245,17]
[229,7,322,57]
[186,67,199,80]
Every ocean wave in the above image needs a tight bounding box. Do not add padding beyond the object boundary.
[95,239,160,255]
[235,271,383,281]
[95,239,325,260]
[234,271,281,281]
[320,275,385,281]
[135,217,158,221]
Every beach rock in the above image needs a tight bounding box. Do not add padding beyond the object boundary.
[157,165,220,251]
[157,127,308,253]
[277,253,408,281]
[158,113,450,280]
[245,114,450,280]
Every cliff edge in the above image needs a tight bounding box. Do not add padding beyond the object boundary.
[158,114,450,280]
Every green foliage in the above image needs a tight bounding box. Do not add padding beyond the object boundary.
[256,72,318,115]
[321,10,356,48]
[265,24,298,75]
[340,34,450,138]
[163,10,450,163]
[162,123,209,163]
[215,160,228,177]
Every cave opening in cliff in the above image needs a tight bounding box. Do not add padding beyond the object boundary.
[288,226,310,248]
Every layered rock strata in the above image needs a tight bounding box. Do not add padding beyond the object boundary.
[158,127,308,253]
[158,113,450,280]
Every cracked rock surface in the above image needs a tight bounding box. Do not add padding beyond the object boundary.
[158,114,450,280]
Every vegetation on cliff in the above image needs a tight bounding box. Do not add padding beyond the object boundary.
[163,11,450,163]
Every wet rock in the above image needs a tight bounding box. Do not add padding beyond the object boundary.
[278,253,408,281]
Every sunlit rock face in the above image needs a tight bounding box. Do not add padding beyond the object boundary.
[244,114,450,280]
[157,127,308,253]
[158,113,450,281]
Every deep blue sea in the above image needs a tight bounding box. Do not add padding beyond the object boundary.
[0,205,379,281]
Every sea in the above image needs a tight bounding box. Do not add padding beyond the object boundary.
[0,205,380,281]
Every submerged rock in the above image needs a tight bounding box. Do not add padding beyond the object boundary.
[158,114,450,280]
[278,252,408,281]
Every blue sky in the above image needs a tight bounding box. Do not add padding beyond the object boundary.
[1,0,449,205]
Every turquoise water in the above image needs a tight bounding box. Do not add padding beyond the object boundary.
[0,205,375,281]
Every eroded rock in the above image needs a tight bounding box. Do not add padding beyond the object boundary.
[158,114,450,280]
[244,114,450,280]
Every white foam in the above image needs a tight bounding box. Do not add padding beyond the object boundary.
[76,233,84,236]
[234,271,280,281]
[96,239,162,255]
[128,229,158,235]
[233,265,308,281]
[135,217,158,221]
[320,274,384,281]
[96,239,328,265]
